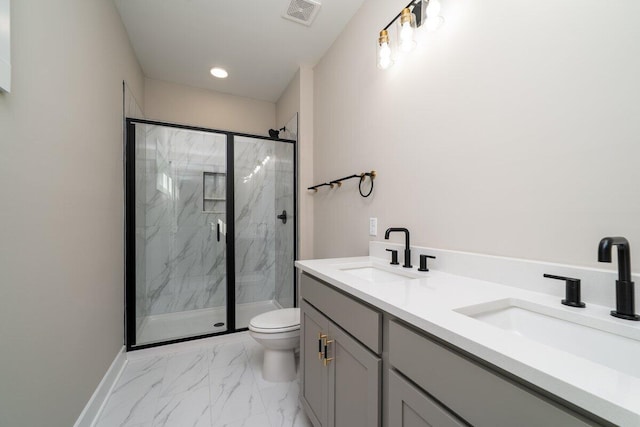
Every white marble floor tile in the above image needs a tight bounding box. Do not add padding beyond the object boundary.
[210,357,255,389]
[96,357,167,427]
[209,341,248,371]
[261,381,311,427]
[95,334,312,427]
[160,349,209,397]
[215,412,272,427]
[153,386,212,427]
[210,382,266,425]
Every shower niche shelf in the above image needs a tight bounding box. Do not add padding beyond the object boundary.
[203,171,226,214]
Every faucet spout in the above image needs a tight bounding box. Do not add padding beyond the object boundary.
[598,236,632,282]
[384,227,412,268]
[384,227,410,248]
[598,236,639,321]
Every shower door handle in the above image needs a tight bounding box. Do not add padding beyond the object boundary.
[277,210,287,224]
[217,223,220,242]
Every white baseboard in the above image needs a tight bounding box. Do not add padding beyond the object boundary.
[74,346,127,427]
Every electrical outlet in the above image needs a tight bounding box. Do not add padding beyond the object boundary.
[369,217,377,236]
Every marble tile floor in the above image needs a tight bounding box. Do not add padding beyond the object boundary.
[95,332,311,427]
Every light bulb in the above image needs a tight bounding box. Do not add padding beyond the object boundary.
[425,16,444,32]
[426,0,441,23]
[399,21,416,52]
[397,8,417,53]
[378,43,392,69]
[377,30,394,70]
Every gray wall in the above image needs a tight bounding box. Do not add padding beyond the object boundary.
[144,78,276,136]
[312,0,640,269]
[0,1,144,426]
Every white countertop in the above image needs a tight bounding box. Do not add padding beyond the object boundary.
[295,256,640,426]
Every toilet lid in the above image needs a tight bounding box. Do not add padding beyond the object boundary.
[249,308,300,333]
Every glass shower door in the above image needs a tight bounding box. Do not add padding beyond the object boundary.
[131,121,228,346]
[234,135,296,328]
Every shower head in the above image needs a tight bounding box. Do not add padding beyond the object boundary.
[268,127,287,138]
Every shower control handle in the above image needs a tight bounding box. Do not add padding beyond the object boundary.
[277,210,287,224]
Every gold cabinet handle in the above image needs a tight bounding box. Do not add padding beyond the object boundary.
[318,333,327,360]
[323,338,334,366]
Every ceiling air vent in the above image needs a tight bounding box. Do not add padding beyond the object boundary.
[282,0,321,26]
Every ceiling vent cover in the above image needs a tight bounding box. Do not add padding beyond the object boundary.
[282,0,321,26]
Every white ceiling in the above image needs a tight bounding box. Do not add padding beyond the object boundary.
[115,0,365,103]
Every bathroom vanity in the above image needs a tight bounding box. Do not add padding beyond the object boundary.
[296,244,640,427]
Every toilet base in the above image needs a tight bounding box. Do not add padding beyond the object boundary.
[262,348,296,382]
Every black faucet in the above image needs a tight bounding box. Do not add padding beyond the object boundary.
[384,227,412,268]
[598,236,639,321]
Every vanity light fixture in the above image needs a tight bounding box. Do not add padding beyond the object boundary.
[210,67,228,78]
[377,0,444,70]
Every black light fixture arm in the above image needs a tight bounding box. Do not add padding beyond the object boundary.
[383,0,423,31]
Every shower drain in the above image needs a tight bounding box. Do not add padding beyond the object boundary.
[213,322,225,328]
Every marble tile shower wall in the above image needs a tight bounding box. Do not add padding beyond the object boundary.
[274,140,295,309]
[234,137,276,305]
[141,125,227,316]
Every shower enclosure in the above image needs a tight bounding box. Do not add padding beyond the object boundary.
[125,119,296,350]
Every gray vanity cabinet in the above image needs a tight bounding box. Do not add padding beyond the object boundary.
[300,273,382,427]
[388,369,465,427]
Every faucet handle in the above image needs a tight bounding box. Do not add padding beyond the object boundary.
[543,274,585,308]
[385,249,399,265]
[418,254,436,272]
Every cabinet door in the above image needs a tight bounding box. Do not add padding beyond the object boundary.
[301,300,329,427]
[327,322,381,427]
[388,369,466,427]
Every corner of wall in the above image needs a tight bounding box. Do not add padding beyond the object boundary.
[299,66,314,260]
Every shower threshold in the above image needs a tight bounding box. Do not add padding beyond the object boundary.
[136,300,280,346]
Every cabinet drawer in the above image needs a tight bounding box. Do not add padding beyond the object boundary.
[388,369,465,427]
[301,273,381,354]
[389,320,598,427]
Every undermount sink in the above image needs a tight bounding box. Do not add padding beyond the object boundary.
[337,262,423,282]
[456,298,640,378]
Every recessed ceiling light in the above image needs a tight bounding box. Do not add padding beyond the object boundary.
[210,67,228,79]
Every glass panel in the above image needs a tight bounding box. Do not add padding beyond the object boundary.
[134,123,227,345]
[234,136,295,328]
[274,142,295,309]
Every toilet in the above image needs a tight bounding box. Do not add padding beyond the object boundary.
[248,307,301,382]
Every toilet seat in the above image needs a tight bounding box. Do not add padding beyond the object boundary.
[249,308,300,334]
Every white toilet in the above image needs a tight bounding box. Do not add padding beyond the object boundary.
[248,307,301,382]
